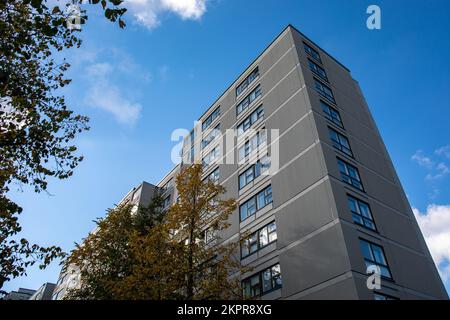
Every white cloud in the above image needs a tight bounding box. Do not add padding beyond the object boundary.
[411,148,450,182]
[125,0,207,29]
[84,62,142,125]
[426,162,450,181]
[411,150,434,169]
[436,145,450,159]
[86,82,142,125]
[413,205,450,282]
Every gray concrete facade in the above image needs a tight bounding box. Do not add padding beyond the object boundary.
[177,25,448,300]
[53,25,447,300]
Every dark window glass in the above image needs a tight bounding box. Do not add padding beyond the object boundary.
[237,105,264,136]
[374,293,398,300]
[202,107,221,131]
[238,156,271,189]
[308,59,328,81]
[242,264,282,298]
[239,185,273,221]
[360,239,392,279]
[201,124,221,149]
[236,67,260,96]
[348,195,376,230]
[337,158,363,191]
[303,42,321,62]
[320,101,343,127]
[236,85,262,115]
[241,221,277,258]
[329,127,352,157]
[314,79,335,103]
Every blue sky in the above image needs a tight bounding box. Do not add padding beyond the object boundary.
[5,0,450,295]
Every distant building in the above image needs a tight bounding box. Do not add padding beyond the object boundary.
[29,282,56,300]
[52,181,159,300]
[4,288,36,300]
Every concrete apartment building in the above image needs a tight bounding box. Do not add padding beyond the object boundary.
[54,25,448,300]
[29,283,56,300]
[3,288,36,300]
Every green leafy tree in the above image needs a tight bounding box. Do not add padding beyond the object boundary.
[0,0,127,292]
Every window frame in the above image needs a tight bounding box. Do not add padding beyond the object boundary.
[204,166,220,183]
[162,195,171,208]
[359,239,393,280]
[242,264,282,298]
[202,106,221,131]
[239,185,273,221]
[202,147,219,167]
[308,58,328,81]
[236,67,260,97]
[238,129,267,162]
[320,100,343,128]
[337,158,364,191]
[241,221,277,258]
[236,85,262,116]
[348,195,377,231]
[374,292,398,300]
[314,78,335,104]
[237,105,264,136]
[238,156,271,189]
[328,127,353,157]
[303,42,322,63]
[201,124,221,150]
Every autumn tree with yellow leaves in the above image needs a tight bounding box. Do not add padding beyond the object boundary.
[66,164,247,299]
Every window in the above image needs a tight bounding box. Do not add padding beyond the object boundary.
[374,293,398,300]
[160,178,173,193]
[202,107,220,131]
[348,195,376,231]
[240,185,273,221]
[314,79,335,103]
[201,124,221,149]
[237,105,264,136]
[236,85,262,116]
[202,147,219,167]
[203,228,216,244]
[242,264,282,298]
[238,156,271,189]
[329,127,352,157]
[321,100,343,127]
[205,167,220,183]
[308,59,328,81]
[303,42,321,63]
[236,67,259,96]
[241,221,277,258]
[162,195,171,208]
[359,239,392,279]
[337,158,363,191]
[238,130,267,161]
[189,129,196,163]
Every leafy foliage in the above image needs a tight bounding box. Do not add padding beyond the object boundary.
[0,0,127,292]
[66,165,248,300]
[166,164,244,299]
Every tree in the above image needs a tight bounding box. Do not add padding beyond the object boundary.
[65,198,183,300]
[165,164,245,299]
[66,164,248,300]
[0,0,127,292]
